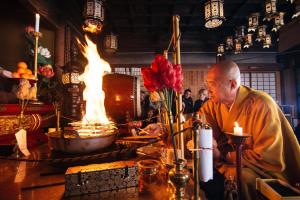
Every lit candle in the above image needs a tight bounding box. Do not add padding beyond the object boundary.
[35,13,40,32]
[234,122,243,136]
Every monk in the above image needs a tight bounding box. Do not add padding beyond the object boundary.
[195,60,300,199]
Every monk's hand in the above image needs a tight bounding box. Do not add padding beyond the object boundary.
[213,138,221,161]
[186,140,193,150]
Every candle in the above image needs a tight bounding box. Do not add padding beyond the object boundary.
[234,122,243,136]
[35,13,40,32]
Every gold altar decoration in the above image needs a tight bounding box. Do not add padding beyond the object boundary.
[0,114,42,136]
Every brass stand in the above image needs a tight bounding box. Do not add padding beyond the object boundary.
[31,31,42,104]
[226,132,250,200]
[169,159,190,199]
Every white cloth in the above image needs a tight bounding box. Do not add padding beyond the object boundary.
[15,129,30,157]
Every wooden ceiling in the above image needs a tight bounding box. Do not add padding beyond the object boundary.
[60,0,294,53]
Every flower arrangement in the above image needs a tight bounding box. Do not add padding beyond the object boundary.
[25,26,57,102]
[141,55,183,162]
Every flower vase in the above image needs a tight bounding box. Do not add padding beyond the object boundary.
[168,159,190,199]
[168,111,179,162]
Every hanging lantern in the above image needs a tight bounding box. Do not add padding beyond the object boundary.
[226,36,234,50]
[236,26,245,42]
[234,39,242,54]
[243,33,253,48]
[264,0,278,21]
[204,0,225,29]
[272,12,285,32]
[104,32,118,53]
[83,0,105,33]
[217,44,225,57]
[256,25,267,42]
[263,34,272,48]
[248,13,260,32]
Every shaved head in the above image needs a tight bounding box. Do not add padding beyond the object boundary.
[209,60,241,86]
[206,60,241,107]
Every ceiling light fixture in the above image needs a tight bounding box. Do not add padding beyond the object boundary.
[204,0,225,28]
[83,0,105,34]
[217,43,225,57]
[104,32,118,53]
[236,26,246,42]
[226,36,234,50]
[263,34,272,48]
[256,25,267,42]
[264,0,278,21]
[234,39,242,54]
[272,12,285,32]
[248,13,260,32]
[243,33,253,48]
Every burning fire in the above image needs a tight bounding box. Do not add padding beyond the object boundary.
[77,35,111,125]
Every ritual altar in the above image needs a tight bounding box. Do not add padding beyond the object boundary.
[0,103,55,147]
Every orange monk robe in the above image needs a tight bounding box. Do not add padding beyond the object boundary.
[199,85,300,185]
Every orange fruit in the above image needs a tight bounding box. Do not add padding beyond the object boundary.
[17,68,27,75]
[29,74,36,79]
[26,69,33,75]
[17,62,28,69]
[12,72,20,78]
[21,74,30,79]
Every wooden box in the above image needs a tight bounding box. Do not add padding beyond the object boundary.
[256,178,300,200]
[65,161,138,197]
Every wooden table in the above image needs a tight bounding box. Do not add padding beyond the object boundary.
[0,143,206,200]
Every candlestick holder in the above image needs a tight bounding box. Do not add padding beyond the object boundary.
[168,159,190,199]
[30,31,43,104]
[225,132,251,200]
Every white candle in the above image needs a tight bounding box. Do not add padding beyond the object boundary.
[234,122,243,136]
[35,13,40,32]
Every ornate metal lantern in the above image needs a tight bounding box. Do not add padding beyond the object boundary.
[264,0,278,21]
[104,32,118,53]
[217,44,225,57]
[263,34,272,48]
[226,36,234,50]
[272,12,285,32]
[243,33,253,48]
[62,71,81,85]
[204,0,225,29]
[248,13,260,32]
[236,26,245,42]
[83,0,105,33]
[234,39,242,54]
[256,25,267,42]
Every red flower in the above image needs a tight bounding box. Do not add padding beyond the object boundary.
[173,64,183,92]
[141,54,183,93]
[38,64,55,78]
[141,67,156,92]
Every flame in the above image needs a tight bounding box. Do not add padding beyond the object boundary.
[77,35,111,125]
[234,122,239,127]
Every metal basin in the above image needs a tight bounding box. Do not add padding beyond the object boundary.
[48,130,117,154]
